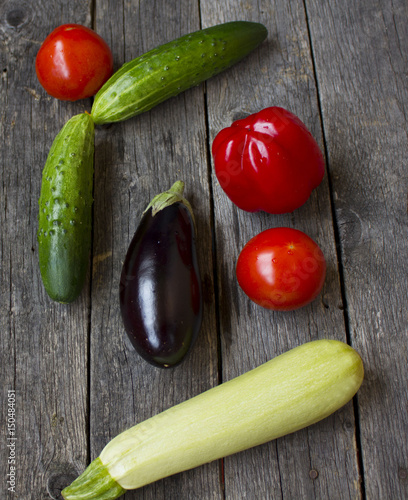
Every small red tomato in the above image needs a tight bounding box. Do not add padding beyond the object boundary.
[35,24,113,101]
[212,107,325,214]
[236,227,326,311]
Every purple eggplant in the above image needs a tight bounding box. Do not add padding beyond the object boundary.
[119,181,203,368]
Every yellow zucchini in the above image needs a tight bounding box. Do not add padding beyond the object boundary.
[62,339,363,499]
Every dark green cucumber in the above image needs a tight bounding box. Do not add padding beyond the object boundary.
[38,113,95,303]
[91,21,267,124]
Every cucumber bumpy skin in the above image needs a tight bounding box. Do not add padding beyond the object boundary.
[91,21,268,124]
[61,339,364,499]
[38,113,95,303]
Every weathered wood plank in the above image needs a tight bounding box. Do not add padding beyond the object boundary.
[306,0,408,498]
[202,0,362,498]
[0,1,93,498]
[1,0,407,498]
[89,1,220,498]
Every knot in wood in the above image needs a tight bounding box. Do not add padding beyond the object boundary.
[6,8,26,27]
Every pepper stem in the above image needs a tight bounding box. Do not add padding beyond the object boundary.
[144,181,196,228]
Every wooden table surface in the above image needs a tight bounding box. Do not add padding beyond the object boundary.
[1,0,407,499]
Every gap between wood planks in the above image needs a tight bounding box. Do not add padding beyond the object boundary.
[301,0,367,498]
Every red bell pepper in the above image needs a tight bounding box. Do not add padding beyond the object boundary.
[212,107,325,214]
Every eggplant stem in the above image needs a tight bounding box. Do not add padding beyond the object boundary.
[168,180,185,197]
[144,181,196,230]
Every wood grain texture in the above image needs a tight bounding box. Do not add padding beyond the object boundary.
[306,0,408,498]
[1,0,407,498]
[89,1,220,499]
[202,0,361,498]
[0,1,92,499]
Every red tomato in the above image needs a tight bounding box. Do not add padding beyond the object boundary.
[35,24,113,101]
[236,227,326,311]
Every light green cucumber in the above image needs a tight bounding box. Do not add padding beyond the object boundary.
[61,339,364,499]
[91,21,268,124]
[38,113,95,303]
